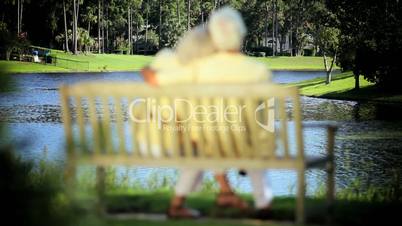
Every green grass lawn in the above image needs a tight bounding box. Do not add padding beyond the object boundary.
[256,56,338,71]
[289,71,402,103]
[0,48,333,73]
[0,60,70,73]
[51,50,154,71]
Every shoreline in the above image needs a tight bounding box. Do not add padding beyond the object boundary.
[3,67,400,104]
[4,68,339,74]
[302,94,402,105]
[289,71,402,104]
[1,54,337,74]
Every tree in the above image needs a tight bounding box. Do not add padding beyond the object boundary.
[62,0,70,52]
[0,22,17,60]
[329,0,402,90]
[97,0,102,53]
[186,0,191,30]
[308,0,339,84]
[83,5,97,37]
[72,0,81,54]
[317,27,339,84]
[17,0,24,34]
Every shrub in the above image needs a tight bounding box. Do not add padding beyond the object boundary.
[0,149,78,226]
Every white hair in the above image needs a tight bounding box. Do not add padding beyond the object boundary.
[167,7,246,66]
[208,6,247,51]
[175,25,217,65]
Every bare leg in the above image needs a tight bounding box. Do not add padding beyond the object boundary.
[215,173,233,193]
[215,173,249,210]
[168,170,202,218]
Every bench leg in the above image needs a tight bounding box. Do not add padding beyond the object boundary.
[96,166,106,215]
[64,160,76,201]
[296,168,305,225]
[326,160,335,225]
[326,127,336,225]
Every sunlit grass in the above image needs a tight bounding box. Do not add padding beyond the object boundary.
[256,56,338,71]
[0,60,69,73]
[51,50,154,71]
[289,71,373,95]
[289,71,402,103]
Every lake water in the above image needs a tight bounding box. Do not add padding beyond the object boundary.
[0,71,401,196]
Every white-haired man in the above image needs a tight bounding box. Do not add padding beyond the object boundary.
[141,7,273,219]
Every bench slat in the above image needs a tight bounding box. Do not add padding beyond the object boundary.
[75,96,86,152]
[129,98,141,157]
[215,98,235,158]
[278,97,290,158]
[88,96,101,154]
[60,86,73,152]
[244,98,259,158]
[114,97,126,155]
[101,97,113,154]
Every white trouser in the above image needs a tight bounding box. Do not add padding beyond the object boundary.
[174,169,273,209]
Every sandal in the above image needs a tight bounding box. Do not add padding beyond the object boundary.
[167,206,200,219]
[216,192,249,210]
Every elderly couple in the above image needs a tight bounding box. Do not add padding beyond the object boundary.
[140,7,273,219]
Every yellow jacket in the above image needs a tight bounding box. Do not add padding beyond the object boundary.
[137,52,272,158]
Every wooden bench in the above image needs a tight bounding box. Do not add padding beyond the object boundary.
[60,82,337,224]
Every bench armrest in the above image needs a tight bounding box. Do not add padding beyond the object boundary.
[303,121,337,165]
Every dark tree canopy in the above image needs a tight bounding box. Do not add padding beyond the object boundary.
[329,0,402,89]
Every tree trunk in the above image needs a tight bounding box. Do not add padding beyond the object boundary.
[324,52,337,84]
[275,0,279,55]
[16,0,24,34]
[159,0,162,49]
[75,0,79,54]
[135,23,139,53]
[145,0,149,53]
[289,13,293,56]
[98,0,101,53]
[264,2,269,47]
[128,6,131,54]
[354,73,360,90]
[187,0,191,31]
[102,0,105,53]
[20,0,24,32]
[106,6,109,52]
[176,0,181,24]
[17,0,20,34]
[71,0,80,54]
[272,1,276,56]
[63,0,69,52]
[88,21,91,36]
[72,0,77,54]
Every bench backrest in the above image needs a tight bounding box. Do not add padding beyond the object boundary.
[60,83,304,164]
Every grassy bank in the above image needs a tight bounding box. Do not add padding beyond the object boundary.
[257,56,336,70]
[2,147,401,226]
[289,71,402,103]
[0,48,334,73]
